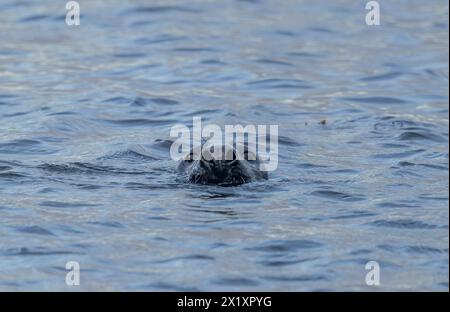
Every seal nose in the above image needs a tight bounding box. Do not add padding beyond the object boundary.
[200,158,226,176]
[201,157,220,168]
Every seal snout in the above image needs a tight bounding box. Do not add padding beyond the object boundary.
[178,142,267,186]
[199,158,235,182]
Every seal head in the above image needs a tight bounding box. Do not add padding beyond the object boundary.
[178,143,268,186]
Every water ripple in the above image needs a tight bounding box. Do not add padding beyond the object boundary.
[122,5,201,15]
[342,97,407,104]
[16,226,55,236]
[247,240,323,253]
[369,219,438,229]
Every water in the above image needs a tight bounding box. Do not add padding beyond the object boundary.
[0,0,448,291]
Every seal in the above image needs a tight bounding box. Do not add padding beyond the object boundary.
[177,143,268,186]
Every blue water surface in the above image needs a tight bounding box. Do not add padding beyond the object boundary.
[0,0,448,291]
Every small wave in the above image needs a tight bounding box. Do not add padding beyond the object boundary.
[376,201,420,208]
[329,258,400,268]
[152,139,174,150]
[124,182,177,190]
[418,195,449,201]
[142,282,199,292]
[99,146,159,161]
[135,34,186,45]
[212,277,259,287]
[330,211,377,220]
[261,274,327,282]
[0,160,22,166]
[19,14,51,22]
[103,96,179,106]
[308,27,335,34]
[16,226,55,236]
[397,161,448,171]
[369,219,438,229]
[287,51,320,58]
[295,163,329,169]
[378,244,446,254]
[255,59,293,66]
[70,162,151,175]
[349,249,373,256]
[182,108,223,116]
[113,52,147,58]
[398,131,446,143]
[200,59,227,65]
[38,163,92,175]
[247,240,322,253]
[246,78,313,89]
[405,246,446,254]
[311,190,366,202]
[129,20,153,27]
[102,96,133,104]
[150,98,180,105]
[154,254,215,264]
[259,257,318,267]
[371,149,425,159]
[171,47,217,53]
[277,135,303,147]
[88,221,124,228]
[3,111,31,118]
[342,96,407,104]
[0,171,27,179]
[0,165,12,171]
[373,118,437,131]
[0,93,17,99]
[0,139,55,155]
[360,72,403,81]
[4,247,80,256]
[275,30,296,37]
[100,118,176,127]
[122,5,201,15]
[39,201,98,208]
[147,216,170,221]
[76,184,105,190]
[236,0,262,3]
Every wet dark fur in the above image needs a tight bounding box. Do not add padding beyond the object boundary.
[178,146,268,186]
